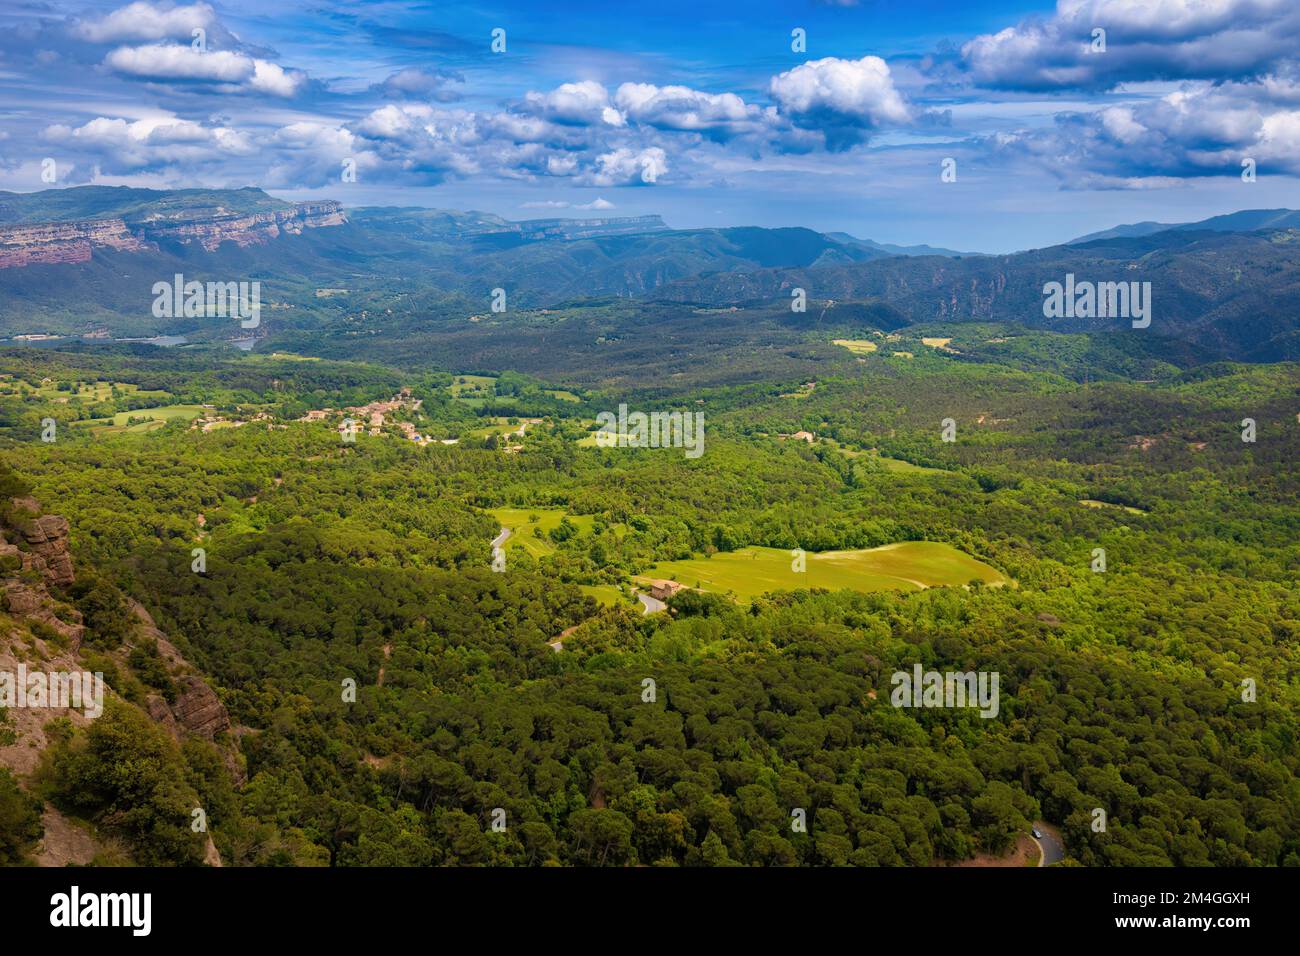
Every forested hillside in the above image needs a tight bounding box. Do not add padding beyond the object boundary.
[2,336,1296,866]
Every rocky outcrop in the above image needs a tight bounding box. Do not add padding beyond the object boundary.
[6,498,75,588]
[0,496,82,646]
[0,218,152,269]
[132,200,346,252]
[128,602,241,782]
[0,200,345,268]
[0,494,238,866]
[1,580,84,648]
[170,676,232,739]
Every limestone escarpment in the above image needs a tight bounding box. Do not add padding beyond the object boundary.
[0,199,345,269]
[0,218,152,268]
[135,199,347,251]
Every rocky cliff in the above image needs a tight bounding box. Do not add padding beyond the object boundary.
[0,199,345,268]
[0,494,241,864]
[0,496,83,646]
[0,218,152,268]
[134,199,347,252]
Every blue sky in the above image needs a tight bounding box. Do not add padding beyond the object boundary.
[2,0,1298,251]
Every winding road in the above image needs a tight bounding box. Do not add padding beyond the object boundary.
[1032,822,1065,866]
[636,592,666,614]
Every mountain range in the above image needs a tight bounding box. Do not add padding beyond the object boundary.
[2,186,1299,362]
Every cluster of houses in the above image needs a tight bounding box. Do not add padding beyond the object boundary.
[298,389,460,446]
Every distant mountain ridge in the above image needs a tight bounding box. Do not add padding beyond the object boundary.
[4,186,1300,362]
[1069,208,1300,244]
[652,227,1300,361]
[0,186,345,269]
[825,232,975,258]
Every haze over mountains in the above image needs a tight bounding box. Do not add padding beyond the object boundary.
[3,186,1300,362]
[1068,209,1300,245]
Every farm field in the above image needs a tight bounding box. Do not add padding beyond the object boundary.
[74,404,205,435]
[642,542,1007,600]
[1,379,170,403]
[832,338,878,355]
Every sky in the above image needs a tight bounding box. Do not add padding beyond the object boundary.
[1,0,1299,252]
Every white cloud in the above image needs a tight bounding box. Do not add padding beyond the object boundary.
[522,81,625,127]
[993,81,1300,186]
[520,197,615,210]
[589,146,668,185]
[104,43,306,97]
[613,82,764,139]
[960,0,1300,90]
[41,113,253,173]
[372,67,463,101]
[769,56,912,148]
[75,1,216,44]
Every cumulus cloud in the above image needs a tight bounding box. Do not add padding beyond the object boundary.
[42,114,253,174]
[74,1,217,44]
[960,0,1300,91]
[769,56,912,148]
[371,66,464,101]
[993,82,1300,187]
[103,43,306,96]
[613,83,767,140]
[589,147,668,185]
[521,81,625,127]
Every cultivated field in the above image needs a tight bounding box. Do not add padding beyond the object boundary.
[642,542,1007,600]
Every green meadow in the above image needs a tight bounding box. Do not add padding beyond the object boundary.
[579,584,631,607]
[76,404,205,435]
[489,507,596,557]
[642,542,1007,601]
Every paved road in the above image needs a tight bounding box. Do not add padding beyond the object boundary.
[490,527,512,548]
[1033,822,1065,866]
[637,592,666,615]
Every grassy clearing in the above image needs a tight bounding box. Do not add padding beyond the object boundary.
[4,380,171,404]
[820,439,948,475]
[489,507,596,557]
[579,584,630,607]
[449,375,496,401]
[832,339,878,355]
[921,337,960,354]
[74,404,205,436]
[642,542,1006,601]
[465,418,521,440]
[544,389,582,402]
[1080,499,1147,515]
[878,455,948,475]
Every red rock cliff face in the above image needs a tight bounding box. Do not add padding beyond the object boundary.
[0,219,153,269]
[0,200,345,268]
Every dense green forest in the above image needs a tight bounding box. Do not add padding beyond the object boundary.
[1,331,1297,867]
